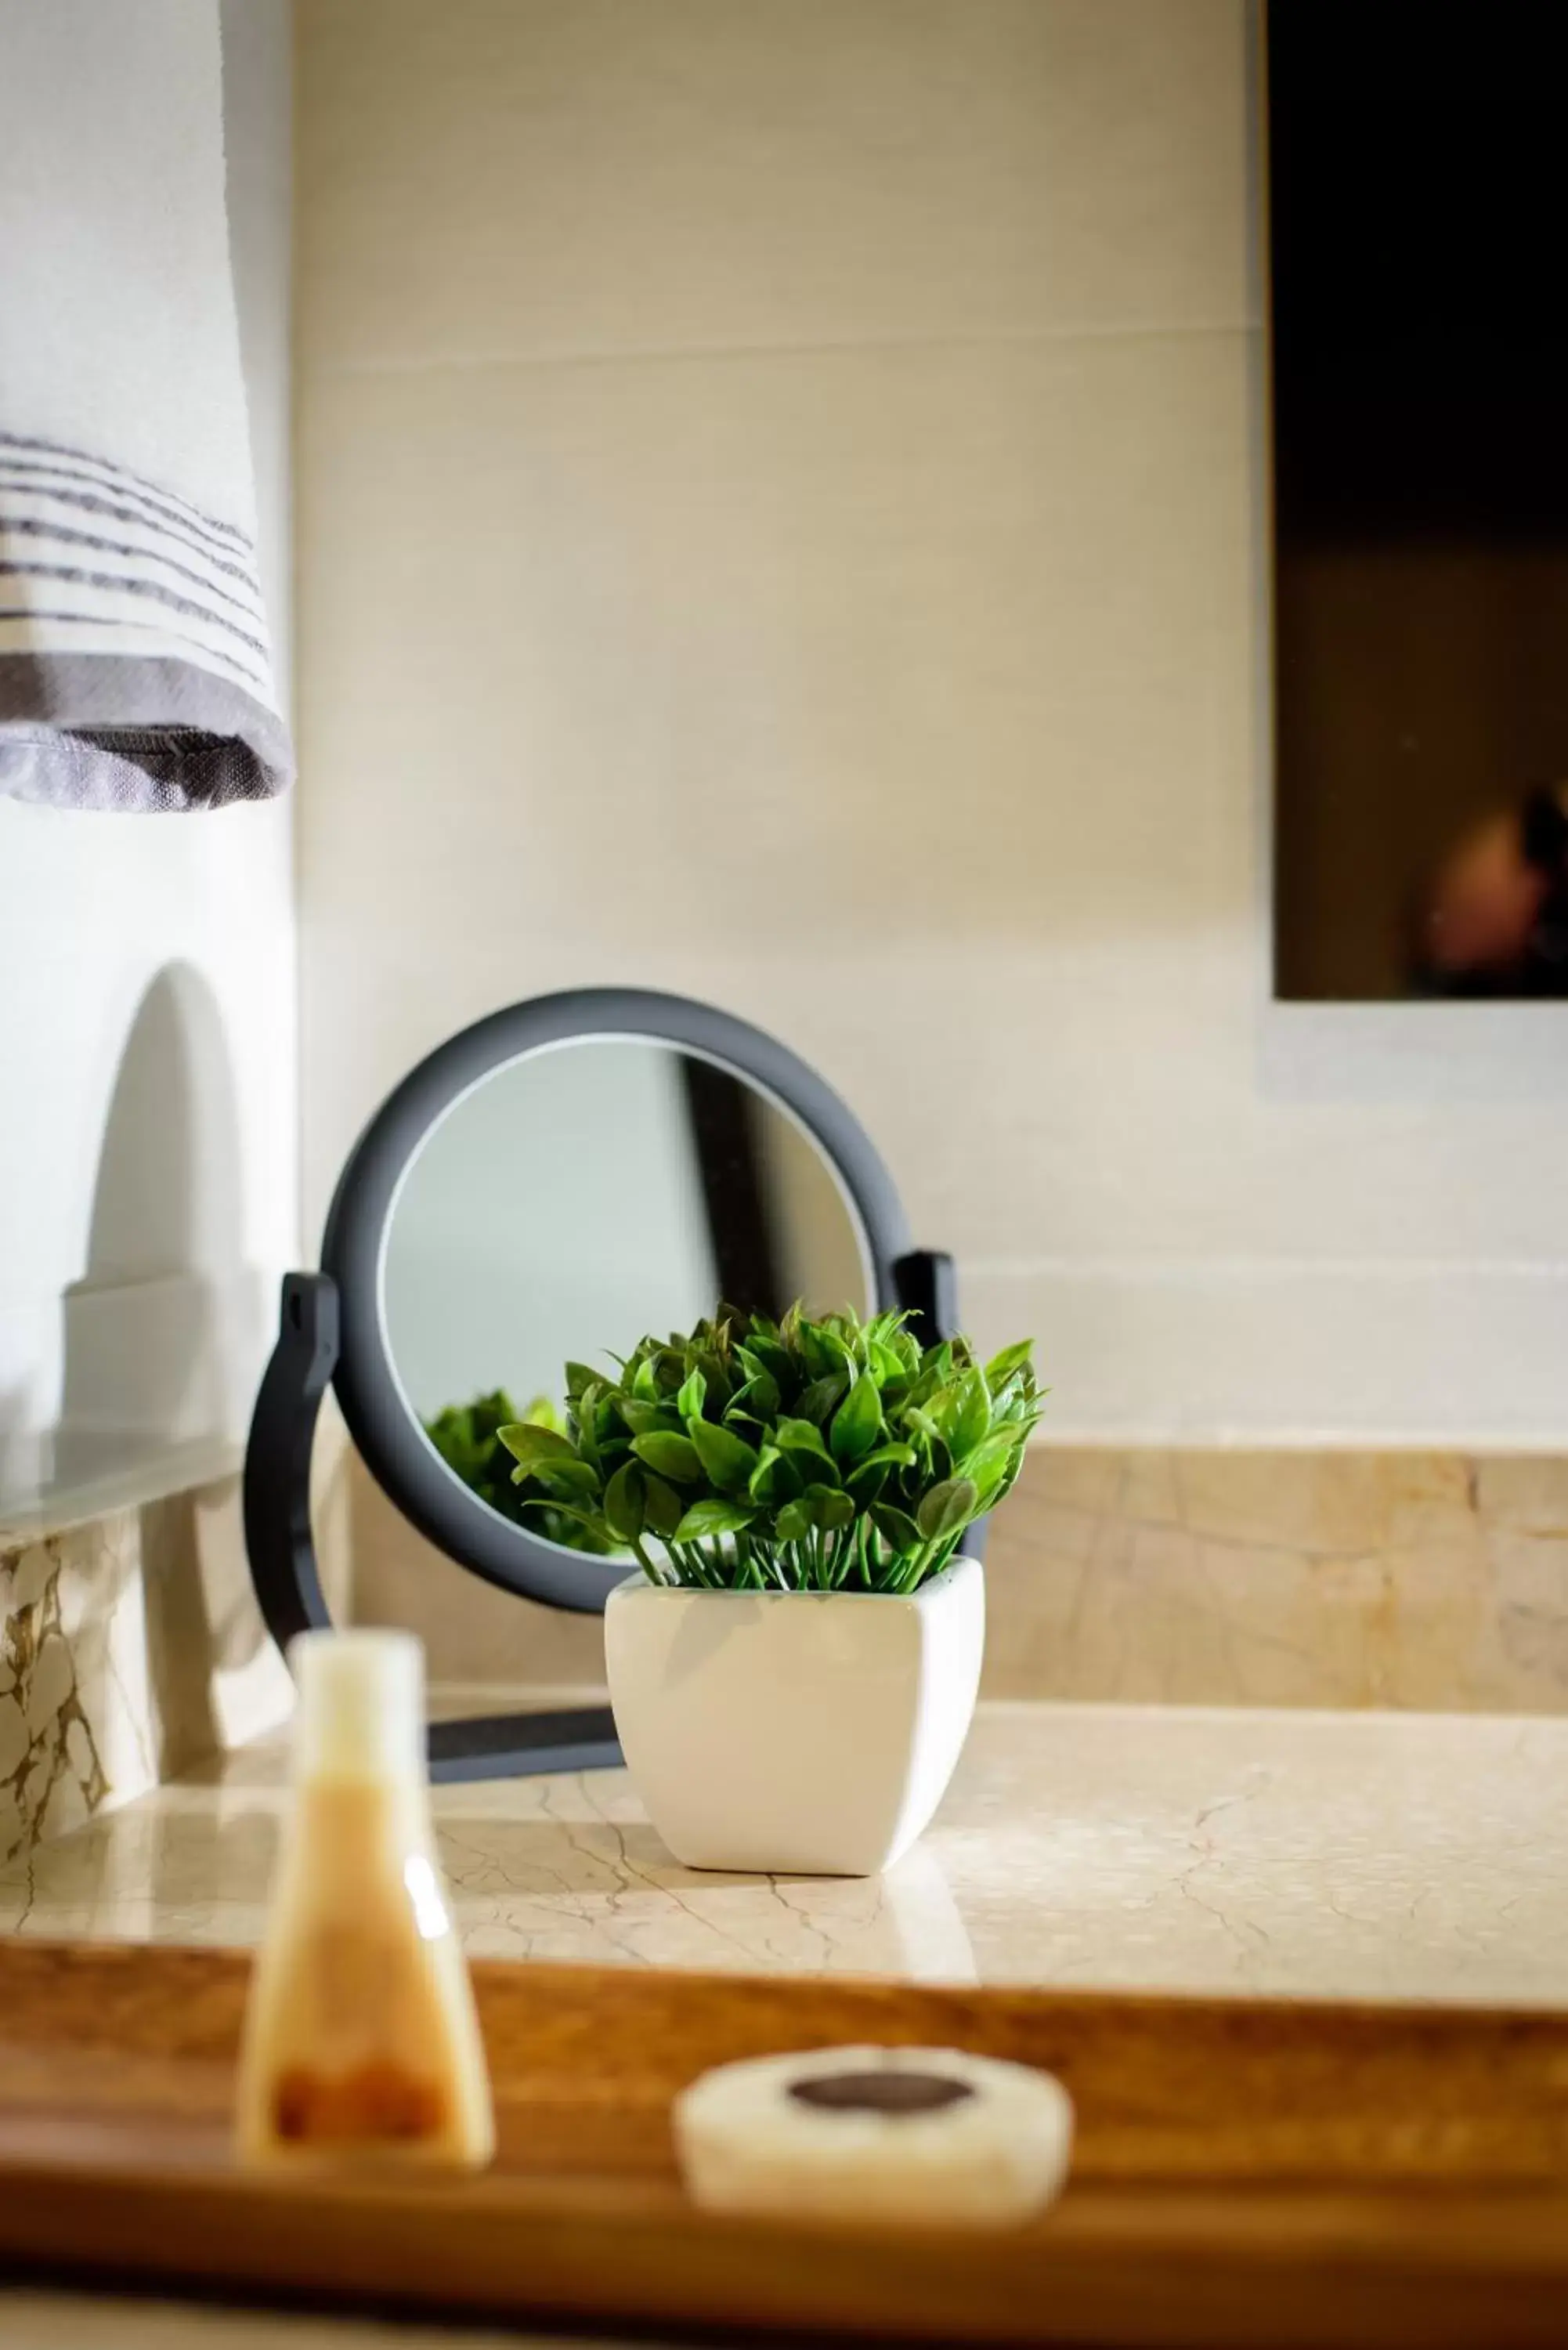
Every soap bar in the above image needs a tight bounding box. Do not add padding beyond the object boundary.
[674,2044,1073,2226]
[234,1630,494,2171]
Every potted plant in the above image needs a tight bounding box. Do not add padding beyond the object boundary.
[498,1305,1044,1876]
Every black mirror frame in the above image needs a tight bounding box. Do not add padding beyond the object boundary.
[244,986,962,1781]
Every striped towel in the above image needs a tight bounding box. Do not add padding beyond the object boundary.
[0,0,292,812]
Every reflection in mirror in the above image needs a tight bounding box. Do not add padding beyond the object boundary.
[1269,4,1568,998]
[381,1040,871,1549]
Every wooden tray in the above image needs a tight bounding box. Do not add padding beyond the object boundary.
[5,1941,1568,2346]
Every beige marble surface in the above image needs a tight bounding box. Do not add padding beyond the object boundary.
[5,1697,1568,2008]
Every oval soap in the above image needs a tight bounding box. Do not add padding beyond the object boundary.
[674,2044,1073,2227]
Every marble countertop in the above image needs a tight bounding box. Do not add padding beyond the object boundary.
[8,1696,1568,2346]
[5,1696,1568,2005]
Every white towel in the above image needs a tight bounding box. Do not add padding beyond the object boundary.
[0,0,292,811]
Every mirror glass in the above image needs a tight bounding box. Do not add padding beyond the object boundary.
[381,1038,872,1550]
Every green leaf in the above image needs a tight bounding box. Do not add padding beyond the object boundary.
[797,1372,848,1427]
[496,1421,579,1472]
[966,1431,1021,1509]
[631,1430,704,1483]
[992,1450,1033,1509]
[947,1368,992,1462]
[616,1397,677,1437]
[846,1439,916,1505]
[677,1366,707,1423]
[852,1440,916,1475]
[631,1354,659,1402]
[743,1333,795,1390]
[572,1386,604,1471]
[602,1462,645,1542]
[900,1399,941,1443]
[774,1416,835,1465]
[983,1339,1035,1396]
[872,1502,923,1555]
[564,1361,602,1401]
[688,1416,760,1493]
[749,1444,804,1506]
[910,1422,953,1486]
[533,1459,600,1498]
[846,1460,891,1507]
[523,1500,605,1538]
[829,1371,883,1462]
[775,1498,814,1544]
[673,1498,758,1542]
[794,1320,839,1380]
[968,1423,1025,1474]
[729,1365,781,1419]
[808,1484,854,1532]
[642,1473,685,1537]
[916,1477,978,1542]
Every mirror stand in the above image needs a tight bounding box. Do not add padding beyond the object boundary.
[243,1272,624,1782]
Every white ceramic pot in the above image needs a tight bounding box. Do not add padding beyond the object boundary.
[603,1555,984,1878]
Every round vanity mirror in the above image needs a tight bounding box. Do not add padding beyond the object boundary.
[245,989,948,1777]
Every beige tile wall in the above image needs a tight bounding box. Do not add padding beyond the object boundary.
[296,0,1248,370]
[985,1448,1568,1710]
[349,1441,1568,1716]
[294,0,1568,1469]
[292,0,1268,1412]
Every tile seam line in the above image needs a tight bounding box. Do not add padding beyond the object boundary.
[299,316,1258,382]
[964,1258,1568,1279]
[1024,1430,1568,1452]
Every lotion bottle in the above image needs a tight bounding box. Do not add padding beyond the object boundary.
[235,1629,494,2168]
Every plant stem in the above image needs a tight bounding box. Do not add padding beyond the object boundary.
[675,1542,710,1588]
[630,1534,663,1586]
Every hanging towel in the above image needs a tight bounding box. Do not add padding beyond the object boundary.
[0,0,292,812]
